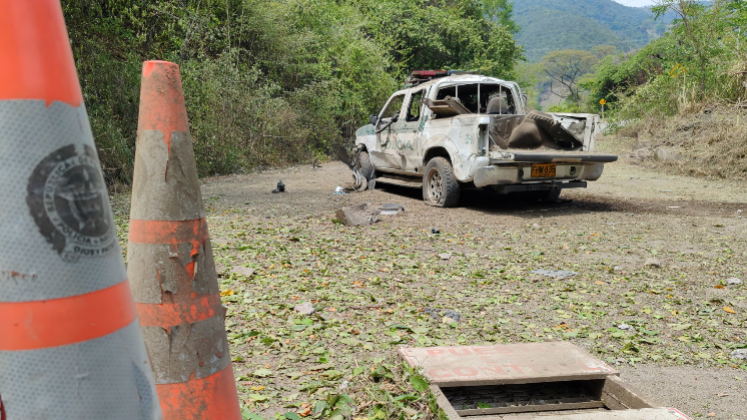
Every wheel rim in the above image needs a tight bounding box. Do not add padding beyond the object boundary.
[428,169,443,202]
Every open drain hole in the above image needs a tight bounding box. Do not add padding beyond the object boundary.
[442,379,606,416]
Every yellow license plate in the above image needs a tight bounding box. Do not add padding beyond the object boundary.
[531,163,556,178]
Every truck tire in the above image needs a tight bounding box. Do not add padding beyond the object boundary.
[423,157,460,207]
[357,151,375,180]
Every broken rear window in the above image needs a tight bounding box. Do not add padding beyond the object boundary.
[429,84,517,118]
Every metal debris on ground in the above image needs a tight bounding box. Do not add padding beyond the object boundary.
[379,203,405,215]
[730,349,747,360]
[617,324,635,332]
[439,253,452,260]
[431,228,441,234]
[727,277,743,286]
[272,180,285,193]
[530,269,577,279]
[334,186,348,195]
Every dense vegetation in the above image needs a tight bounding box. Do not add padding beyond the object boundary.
[512,0,671,61]
[588,0,747,118]
[63,0,523,185]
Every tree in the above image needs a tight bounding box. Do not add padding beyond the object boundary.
[652,0,730,99]
[591,45,617,60]
[541,50,598,103]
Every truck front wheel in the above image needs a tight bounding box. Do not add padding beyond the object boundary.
[356,150,375,180]
[423,157,460,207]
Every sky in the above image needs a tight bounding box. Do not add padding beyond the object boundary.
[612,0,657,6]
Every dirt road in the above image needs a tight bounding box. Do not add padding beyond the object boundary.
[114,139,747,418]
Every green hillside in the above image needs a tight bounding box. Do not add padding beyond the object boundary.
[513,0,669,61]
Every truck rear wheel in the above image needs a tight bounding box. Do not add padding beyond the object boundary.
[423,157,460,207]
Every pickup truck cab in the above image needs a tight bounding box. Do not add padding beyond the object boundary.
[353,71,617,207]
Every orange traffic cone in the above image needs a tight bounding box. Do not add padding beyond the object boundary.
[127,60,242,419]
[0,1,162,419]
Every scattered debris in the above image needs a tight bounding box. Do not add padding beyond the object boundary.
[272,180,285,193]
[431,228,441,234]
[644,258,661,268]
[339,380,349,391]
[294,301,315,315]
[531,223,541,230]
[335,203,380,227]
[337,146,372,192]
[438,253,451,261]
[730,349,747,360]
[617,324,635,332]
[444,310,461,322]
[423,308,460,322]
[530,269,577,279]
[727,278,743,286]
[668,206,681,209]
[379,203,405,216]
[231,266,255,278]
[334,186,348,195]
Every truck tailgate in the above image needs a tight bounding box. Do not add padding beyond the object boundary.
[508,152,618,163]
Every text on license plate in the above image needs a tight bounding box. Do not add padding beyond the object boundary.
[531,163,556,178]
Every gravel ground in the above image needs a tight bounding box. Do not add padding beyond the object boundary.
[112,138,747,419]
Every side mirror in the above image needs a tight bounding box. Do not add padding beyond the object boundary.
[369,115,378,125]
[521,94,528,107]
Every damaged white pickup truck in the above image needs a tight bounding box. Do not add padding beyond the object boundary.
[348,70,617,207]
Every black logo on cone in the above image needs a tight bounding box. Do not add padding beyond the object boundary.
[27,145,117,262]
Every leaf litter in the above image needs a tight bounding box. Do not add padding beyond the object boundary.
[110,165,747,419]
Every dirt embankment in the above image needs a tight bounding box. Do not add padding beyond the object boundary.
[611,106,747,181]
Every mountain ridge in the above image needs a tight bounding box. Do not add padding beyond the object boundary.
[512,0,669,61]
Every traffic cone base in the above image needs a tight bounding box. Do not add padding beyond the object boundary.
[1,323,159,418]
[128,60,241,419]
[158,365,240,418]
[0,1,161,418]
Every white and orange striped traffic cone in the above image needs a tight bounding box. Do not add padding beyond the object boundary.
[0,1,162,419]
[127,60,242,419]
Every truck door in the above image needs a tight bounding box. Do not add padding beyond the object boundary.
[372,93,406,169]
[398,89,426,172]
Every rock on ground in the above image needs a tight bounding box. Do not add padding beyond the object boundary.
[231,266,256,278]
[644,258,661,268]
[335,203,380,227]
[294,301,315,315]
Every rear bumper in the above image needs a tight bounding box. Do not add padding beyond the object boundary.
[473,162,605,188]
